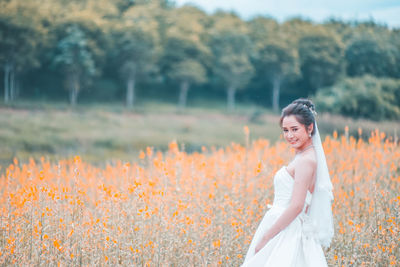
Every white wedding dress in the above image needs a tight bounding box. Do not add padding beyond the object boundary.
[241,166,328,267]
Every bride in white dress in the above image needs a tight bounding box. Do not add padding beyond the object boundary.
[241,99,334,267]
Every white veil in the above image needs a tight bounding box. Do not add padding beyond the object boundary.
[309,122,334,248]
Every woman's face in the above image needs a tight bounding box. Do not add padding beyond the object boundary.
[281,115,312,151]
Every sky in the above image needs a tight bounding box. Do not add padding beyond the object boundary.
[174,0,400,28]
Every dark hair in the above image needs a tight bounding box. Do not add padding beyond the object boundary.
[279,98,316,135]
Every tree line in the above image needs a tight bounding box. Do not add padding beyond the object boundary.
[1,0,400,119]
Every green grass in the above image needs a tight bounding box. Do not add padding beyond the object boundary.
[0,99,398,166]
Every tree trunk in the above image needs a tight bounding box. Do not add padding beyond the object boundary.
[10,68,15,101]
[272,74,282,113]
[178,80,189,111]
[126,75,135,109]
[227,86,236,112]
[69,72,80,106]
[4,63,11,103]
[14,77,20,100]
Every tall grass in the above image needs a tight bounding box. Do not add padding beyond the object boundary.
[0,128,399,266]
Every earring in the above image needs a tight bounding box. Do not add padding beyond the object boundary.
[308,132,312,137]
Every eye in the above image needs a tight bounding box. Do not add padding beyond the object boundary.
[283,129,288,133]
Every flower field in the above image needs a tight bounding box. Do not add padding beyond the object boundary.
[0,128,399,266]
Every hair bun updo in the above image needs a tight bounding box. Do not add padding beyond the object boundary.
[292,98,316,115]
[280,98,317,135]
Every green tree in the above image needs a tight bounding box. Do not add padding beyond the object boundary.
[117,30,157,109]
[53,24,96,106]
[48,0,117,105]
[323,19,355,45]
[169,59,206,110]
[298,32,344,95]
[315,75,400,120]
[345,36,397,77]
[209,13,255,111]
[110,2,166,108]
[0,0,47,103]
[248,17,298,112]
[390,30,400,78]
[257,41,298,112]
[160,5,210,110]
[247,16,279,49]
[280,17,315,46]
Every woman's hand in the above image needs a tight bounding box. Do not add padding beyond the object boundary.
[255,235,271,254]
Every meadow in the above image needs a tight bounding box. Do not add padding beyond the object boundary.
[0,122,399,266]
[0,100,398,166]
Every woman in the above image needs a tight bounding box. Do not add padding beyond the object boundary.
[241,99,334,267]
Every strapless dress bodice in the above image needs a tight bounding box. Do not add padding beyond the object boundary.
[269,166,312,212]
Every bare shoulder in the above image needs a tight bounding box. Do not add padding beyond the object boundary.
[294,151,317,175]
[296,153,316,168]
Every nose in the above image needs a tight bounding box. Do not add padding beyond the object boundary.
[287,132,293,138]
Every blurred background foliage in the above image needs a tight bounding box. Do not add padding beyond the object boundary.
[0,0,399,165]
[1,0,400,120]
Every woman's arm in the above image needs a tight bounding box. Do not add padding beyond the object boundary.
[255,158,316,253]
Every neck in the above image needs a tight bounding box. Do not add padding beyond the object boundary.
[295,142,313,154]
